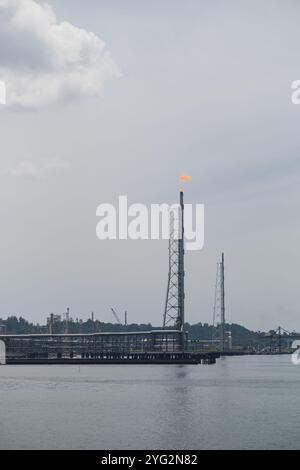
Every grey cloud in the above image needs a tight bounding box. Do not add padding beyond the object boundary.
[0,0,121,107]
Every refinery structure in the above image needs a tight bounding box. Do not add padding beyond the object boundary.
[0,186,228,365]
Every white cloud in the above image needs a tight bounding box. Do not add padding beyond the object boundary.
[0,0,121,107]
[0,159,70,178]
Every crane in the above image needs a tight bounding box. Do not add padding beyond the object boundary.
[110,308,128,325]
[110,308,122,324]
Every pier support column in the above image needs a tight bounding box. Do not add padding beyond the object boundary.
[0,340,6,365]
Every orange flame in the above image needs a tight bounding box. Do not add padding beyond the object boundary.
[180,174,192,182]
[180,174,192,191]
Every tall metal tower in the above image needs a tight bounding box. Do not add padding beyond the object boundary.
[213,253,226,351]
[163,191,185,332]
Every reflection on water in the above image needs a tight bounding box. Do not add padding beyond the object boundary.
[0,355,299,449]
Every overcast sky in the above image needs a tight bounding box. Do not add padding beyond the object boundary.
[0,0,300,331]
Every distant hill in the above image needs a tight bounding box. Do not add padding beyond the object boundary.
[184,322,259,347]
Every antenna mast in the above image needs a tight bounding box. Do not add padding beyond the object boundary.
[213,253,226,352]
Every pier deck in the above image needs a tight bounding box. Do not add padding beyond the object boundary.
[0,331,220,365]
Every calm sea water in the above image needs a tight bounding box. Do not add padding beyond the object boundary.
[0,355,299,450]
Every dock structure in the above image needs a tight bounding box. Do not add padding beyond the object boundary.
[0,186,222,366]
[0,330,219,364]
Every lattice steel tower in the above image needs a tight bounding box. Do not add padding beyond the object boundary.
[212,253,226,352]
[163,191,185,332]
